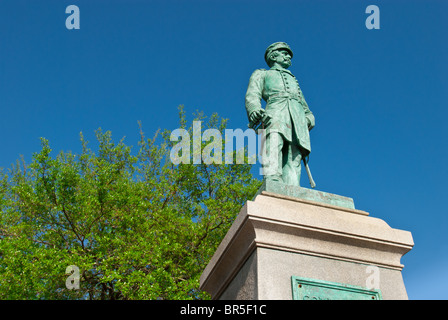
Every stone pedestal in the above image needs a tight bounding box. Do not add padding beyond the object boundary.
[199,182,414,300]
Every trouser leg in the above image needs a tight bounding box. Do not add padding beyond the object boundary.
[260,131,284,182]
[282,141,302,186]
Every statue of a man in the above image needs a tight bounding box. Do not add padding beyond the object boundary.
[245,42,315,186]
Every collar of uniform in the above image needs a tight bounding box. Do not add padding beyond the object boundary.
[270,66,293,76]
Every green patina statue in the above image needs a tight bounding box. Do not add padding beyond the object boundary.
[246,42,316,187]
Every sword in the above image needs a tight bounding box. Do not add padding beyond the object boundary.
[303,156,316,188]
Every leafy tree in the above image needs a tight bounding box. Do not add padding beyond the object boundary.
[0,107,261,299]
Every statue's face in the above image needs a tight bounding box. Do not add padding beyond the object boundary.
[273,49,292,68]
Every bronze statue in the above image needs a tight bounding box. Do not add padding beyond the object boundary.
[245,42,316,187]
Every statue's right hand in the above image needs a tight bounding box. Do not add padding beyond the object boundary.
[250,110,263,123]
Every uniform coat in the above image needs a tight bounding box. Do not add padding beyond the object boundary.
[245,66,315,156]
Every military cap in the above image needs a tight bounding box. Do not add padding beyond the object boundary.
[264,42,293,65]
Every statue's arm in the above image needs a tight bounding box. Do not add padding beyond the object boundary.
[301,94,315,130]
[245,69,265,121]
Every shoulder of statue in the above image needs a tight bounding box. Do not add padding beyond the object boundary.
[249,68,267,82]
[251,68,267,74]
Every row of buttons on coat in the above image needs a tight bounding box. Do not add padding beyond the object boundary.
[280,71,301,93]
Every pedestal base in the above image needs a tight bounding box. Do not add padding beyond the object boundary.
[199,186,414,300]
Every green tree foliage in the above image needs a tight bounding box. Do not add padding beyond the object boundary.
[0,107,261,299]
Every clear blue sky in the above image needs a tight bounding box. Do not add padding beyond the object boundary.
[1,0,447,300]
